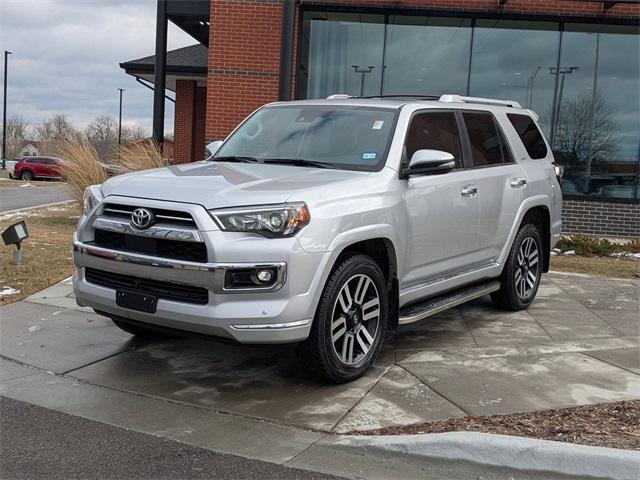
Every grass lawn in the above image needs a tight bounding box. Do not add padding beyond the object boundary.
[551,255,640,279]
[0,203,80,305]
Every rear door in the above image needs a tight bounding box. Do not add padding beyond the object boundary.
[39,158,56,177]
[402,110,478,288]
[460,110,525,264]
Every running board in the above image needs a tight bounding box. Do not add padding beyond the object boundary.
[398,281,501,325]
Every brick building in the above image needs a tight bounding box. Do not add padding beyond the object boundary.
[121,0,639,238]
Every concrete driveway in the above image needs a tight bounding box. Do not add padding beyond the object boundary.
[1,272,638,436]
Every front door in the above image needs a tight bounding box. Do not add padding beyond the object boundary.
[402,111,478,290]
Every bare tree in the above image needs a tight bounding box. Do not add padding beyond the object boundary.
[3,115,31,158]
[553,92,619,176]
[35,114,79,155]
[85,115,119,161]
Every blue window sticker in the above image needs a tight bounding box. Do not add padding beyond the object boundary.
[362,152,377,160]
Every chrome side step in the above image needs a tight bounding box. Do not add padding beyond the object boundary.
[398,281,501,325]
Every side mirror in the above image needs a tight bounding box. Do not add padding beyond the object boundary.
[205,140,224,158]
[404,149,455,177]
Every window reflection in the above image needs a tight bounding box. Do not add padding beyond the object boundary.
[553,24,639,200]
[469,20,559,135]
[298,11,640,201]
[384,16,471,95]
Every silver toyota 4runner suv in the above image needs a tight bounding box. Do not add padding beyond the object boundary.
[73,94,562,383]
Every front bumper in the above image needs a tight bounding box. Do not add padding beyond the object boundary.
[73,234,328,344]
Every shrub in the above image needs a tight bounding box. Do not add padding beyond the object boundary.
[58,139,108,204]
[115,140,169,173]
[556,235,640,256]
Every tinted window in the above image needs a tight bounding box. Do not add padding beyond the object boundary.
[508,114,547,159]
[405,112,462,168]
[26,158,41,164]
[462,112,504,167]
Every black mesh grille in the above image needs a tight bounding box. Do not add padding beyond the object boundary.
[85,268,209,305]
[93,229,207,263]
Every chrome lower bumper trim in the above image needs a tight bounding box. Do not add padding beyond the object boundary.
[73,237,287,293]
[230,319,311,330]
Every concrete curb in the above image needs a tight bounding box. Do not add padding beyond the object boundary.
[0,199,75,216]
[327,432,640,480]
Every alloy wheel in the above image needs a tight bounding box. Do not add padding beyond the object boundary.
[515,236,539,300]
[330,274,380,366]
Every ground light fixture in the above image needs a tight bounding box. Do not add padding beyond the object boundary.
[2,220,29,265]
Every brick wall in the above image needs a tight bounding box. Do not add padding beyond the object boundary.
[174,80,207,163]
[562,200,640,239]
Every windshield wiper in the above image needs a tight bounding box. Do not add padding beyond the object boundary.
[262,158,337,169]
[209,156,261,163]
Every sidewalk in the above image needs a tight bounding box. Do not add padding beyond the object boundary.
[1,272,639,478]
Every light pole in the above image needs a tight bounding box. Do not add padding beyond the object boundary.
[117,88,125,145]
[2,50,12,167]
[549,66,578,148]
[526,66,541,109]
[352,65,375,97]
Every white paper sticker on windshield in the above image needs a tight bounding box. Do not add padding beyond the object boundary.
[372,120,384,130]
[362,152,377,160]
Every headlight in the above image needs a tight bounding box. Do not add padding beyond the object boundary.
[210,203,310,237]
[83,185,103,216]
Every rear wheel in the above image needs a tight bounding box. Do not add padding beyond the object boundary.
[20,170,33,181]
[297,254,387,383]
[491,223,543,311]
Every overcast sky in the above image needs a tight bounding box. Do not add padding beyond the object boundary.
[0,0,197,136]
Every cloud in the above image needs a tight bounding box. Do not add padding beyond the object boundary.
[0,0,197,135]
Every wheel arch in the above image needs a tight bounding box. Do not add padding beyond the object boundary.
[519,205,551,273]
[335,237,400,334]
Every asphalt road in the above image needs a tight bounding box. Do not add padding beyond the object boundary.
[0,184,71,212]
[0,397,343,480]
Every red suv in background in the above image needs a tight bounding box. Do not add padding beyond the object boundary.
[11,156,66,181]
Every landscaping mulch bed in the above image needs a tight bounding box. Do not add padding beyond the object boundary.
[351,400,640,450]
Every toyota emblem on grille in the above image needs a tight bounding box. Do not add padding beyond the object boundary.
[130,208,154,230]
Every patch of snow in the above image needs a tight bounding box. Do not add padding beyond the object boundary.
[0,286,20,296]
[564,250,576,256]
[27,325,42,333]
[19,183,32,187]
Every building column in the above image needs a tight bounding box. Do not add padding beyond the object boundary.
[173,80,197,164]
[152,0,168,147]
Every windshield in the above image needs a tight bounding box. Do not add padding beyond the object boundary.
[213,105,397,171]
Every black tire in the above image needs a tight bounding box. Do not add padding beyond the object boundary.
[20,170,33,181]
[111,317,163,338]
[491,223,543,311]
[296,254,388,383]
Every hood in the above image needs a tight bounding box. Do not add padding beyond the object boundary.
[101,161,369,209]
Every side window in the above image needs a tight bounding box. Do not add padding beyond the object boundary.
[507,113,548,159]
[405,111,463,168]
[462,112,505,167]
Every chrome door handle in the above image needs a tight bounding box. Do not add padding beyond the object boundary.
[510,177,527,189]
[461,184,478,197]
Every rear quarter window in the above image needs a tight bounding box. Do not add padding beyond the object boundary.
[507,113,548,159]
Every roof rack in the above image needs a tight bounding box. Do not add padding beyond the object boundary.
[326,94,351,99]
[325,94,440,101]
[438,94,522,108]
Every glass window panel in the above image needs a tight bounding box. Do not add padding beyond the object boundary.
[383,16,471,95]
[300,12,385,99]
[507,113,548,159]
[469,20,560,136]
[463,112,505,166]
[405,112,463,167]
[553,24,639,201]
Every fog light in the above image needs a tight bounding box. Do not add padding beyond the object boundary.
[256,269,274,283]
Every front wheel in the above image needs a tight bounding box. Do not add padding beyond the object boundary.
[491,223,543,311]
[20,170,34,181]
[297,254,388,383]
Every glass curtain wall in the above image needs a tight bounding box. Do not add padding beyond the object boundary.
[298,10,640,201]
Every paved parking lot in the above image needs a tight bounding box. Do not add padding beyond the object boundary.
[1,271,638,437]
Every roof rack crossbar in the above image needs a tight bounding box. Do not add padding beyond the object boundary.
[439,94,522,108]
